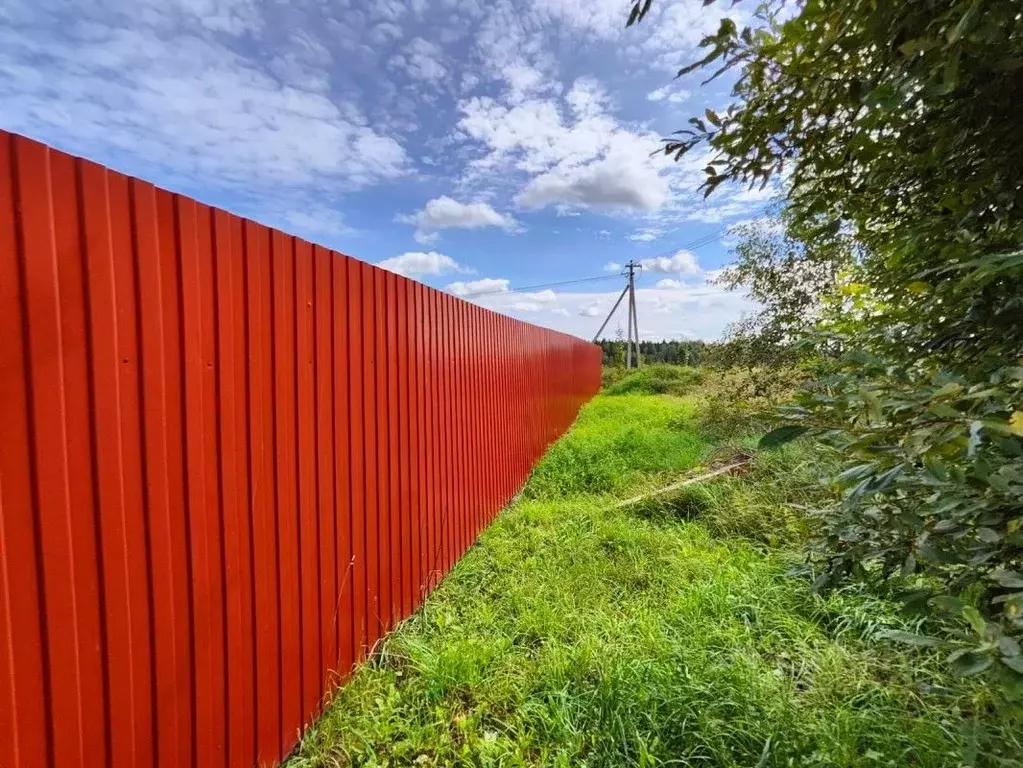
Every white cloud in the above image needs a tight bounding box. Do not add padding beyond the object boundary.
[516,148,669,211]
[565,76,607,119]
[656,278,683,289]
[401,196,520,243]
[376,251,470,277]
[634,1,752,73]
[277,206,353,238]
[640,250,701,276]
[604,261,622,272]
[530,0,632,38]
[501,62,553,104]
[391,37,447,82]
[508,288,558,312]
[682,183,781,224]
[628,228,663,242]
[0,12,408,201]
[525,289,558,303]
[457,80,674,213]
[0,0,778,324]
[472,279,759,342]
[647,85,691,104]
[446,277,510,297]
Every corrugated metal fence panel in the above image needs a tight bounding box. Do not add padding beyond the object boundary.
[0,129,603,768]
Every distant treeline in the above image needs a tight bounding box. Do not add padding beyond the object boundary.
[597,339,711,367]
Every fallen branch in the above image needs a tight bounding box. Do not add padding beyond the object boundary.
[610,459,752,510]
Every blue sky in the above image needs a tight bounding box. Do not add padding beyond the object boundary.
[1,0,771,340]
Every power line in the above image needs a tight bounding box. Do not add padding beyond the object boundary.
[646,227,727,258]
[460,227,730,299]
[460,273,620,298]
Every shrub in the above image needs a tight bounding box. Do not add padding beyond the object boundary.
[697,366,804,438]
[604,365,705,397]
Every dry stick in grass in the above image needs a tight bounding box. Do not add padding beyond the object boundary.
[610,460,752,511]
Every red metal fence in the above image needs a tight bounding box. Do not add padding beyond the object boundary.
[0,129,602,768]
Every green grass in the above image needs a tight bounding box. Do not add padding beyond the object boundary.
[602,364,705,397]
[288,387,1019,767]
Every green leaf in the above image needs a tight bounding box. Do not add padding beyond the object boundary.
[947,648,993,676]
[932,381,963,398]
[931,595,964,613]
[991,570,1023,589]
[982,419,1016,436]
[1002,655,1023,675]
[998,636,1021,657]
[758,425,809,450]
[879,629,943,647]
[705,108,721,127]
[962,606,986,636]
[836,462,877,486]
[928,403,960,419]
[949,0,982,43]
[977,527,1000,544]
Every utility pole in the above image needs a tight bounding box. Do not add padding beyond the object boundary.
[626,260,641,368]
[594,260,641,368]
[626,261,642,370]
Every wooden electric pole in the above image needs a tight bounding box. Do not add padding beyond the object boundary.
[626,260,641,368]
[594,261,642,367]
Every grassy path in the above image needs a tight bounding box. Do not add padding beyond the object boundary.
[288,392,1014,767]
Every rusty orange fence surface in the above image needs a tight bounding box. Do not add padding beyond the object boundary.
[0,129,602,768]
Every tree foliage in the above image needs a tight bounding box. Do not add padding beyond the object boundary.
[597,339,708,367]
[632,0,1023,687]
[713,209,856,366]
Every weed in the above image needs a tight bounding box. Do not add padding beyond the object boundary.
[604,364,705,397]
[287,381,1020,768]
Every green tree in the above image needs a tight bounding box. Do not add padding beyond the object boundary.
[713,209,856,367]
[631,0,1023,686]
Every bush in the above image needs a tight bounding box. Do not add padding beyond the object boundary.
[697,366,804,438]
[603,365,705,397]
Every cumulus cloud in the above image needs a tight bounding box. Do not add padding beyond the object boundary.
[640,250,701,276]
[0,6,408,199]
[656,278,683,289]
[525,289,558,303]
[401,196,520,243]
[377,251,470,277]
[647,85,691,104]
[516,150,669,211]
[446,277,510,297]
[457,78,674,213]
[0,0,775,340]
[629,228,662,242]
[508,289,558,312]
[604,261,623,272]
[471,279,760,342]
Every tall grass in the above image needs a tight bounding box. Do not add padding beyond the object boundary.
[288,383,1019,767]
[602,364,705,397]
